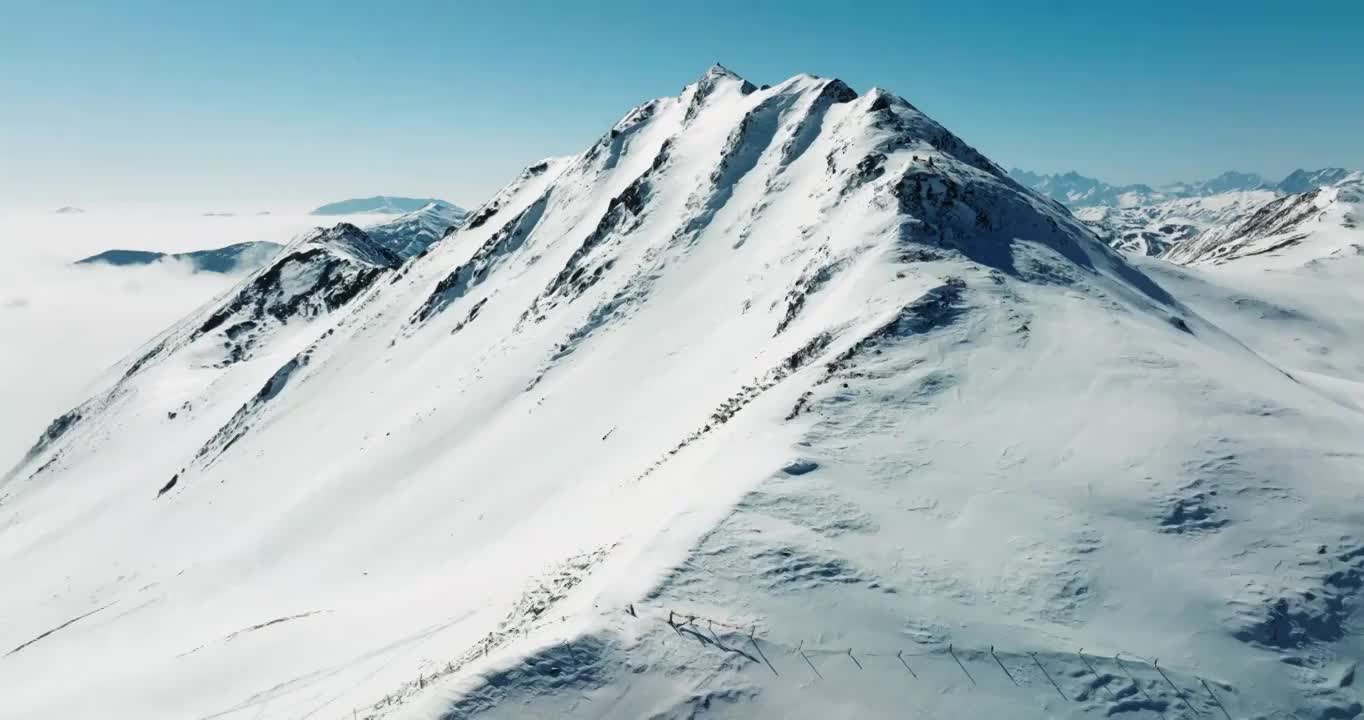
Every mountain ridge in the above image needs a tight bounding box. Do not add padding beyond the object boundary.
[1012,166,1354,208]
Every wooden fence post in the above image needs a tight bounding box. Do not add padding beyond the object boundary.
[1154,659,1200,716]
[896,650,918,679]
[1200,678,1233,720]
[1030,653,1068,702]
[948,644,976,685]
[1077,648,1116,701]
[990,645,1018,685]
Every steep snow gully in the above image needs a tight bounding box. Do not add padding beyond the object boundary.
[3,66,1363,720]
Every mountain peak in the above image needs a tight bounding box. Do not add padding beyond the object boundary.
[690,62,756,95]
[701,62,741,81]
[297,223,402,268]
[1278,167,1350,194]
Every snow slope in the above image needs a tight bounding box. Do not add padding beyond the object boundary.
[3,66,1363,720]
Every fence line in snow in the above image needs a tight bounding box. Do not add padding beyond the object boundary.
[617,601,1239,718]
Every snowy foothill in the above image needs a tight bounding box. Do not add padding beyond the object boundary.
[2,66,1363,720]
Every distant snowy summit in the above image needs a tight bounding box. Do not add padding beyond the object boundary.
[53,206,86,214]
[310,195,460,215]
[75,242,284,274]
[1277,167,1353,194]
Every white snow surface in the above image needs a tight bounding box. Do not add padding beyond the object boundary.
[3,67,1363,720]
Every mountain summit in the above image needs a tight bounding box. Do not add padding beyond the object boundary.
[3,67,1360,720]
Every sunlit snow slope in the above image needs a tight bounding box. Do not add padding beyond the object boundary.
[3,67,1362,720]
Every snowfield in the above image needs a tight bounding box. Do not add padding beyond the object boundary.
[2,67,1363,720]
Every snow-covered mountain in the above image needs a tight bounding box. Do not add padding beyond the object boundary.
[1277,167,1354,194]
[1164,172,1363,266]
[4,66,1363,720]
[53,205,86,214]
[1162,170,1270,197]
[75,241,284,274]
[311,196,457,216]
[1075,190,1280,256]
[66,206,466,274]
[1066,168,1361,258]
[1007,169,1166,207]
[362,200,469,258]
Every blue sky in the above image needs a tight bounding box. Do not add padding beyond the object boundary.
[2,0,1361,210]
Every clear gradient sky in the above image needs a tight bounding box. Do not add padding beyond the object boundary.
[2,0,1361,211]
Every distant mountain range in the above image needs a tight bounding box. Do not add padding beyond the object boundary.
[1010,168,1351,208]
[53,206,85,214]
[1028,166,1364,262]
[310,196,458,215]
[75,242,284,274]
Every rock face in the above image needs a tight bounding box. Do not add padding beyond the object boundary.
[310,196,457,215]
[4,68,1363,720]
[75,241,284,274]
